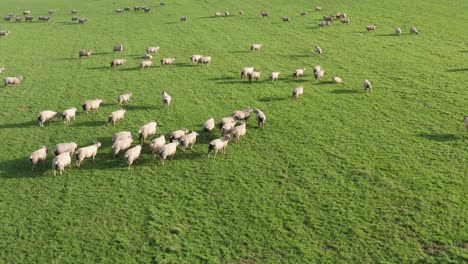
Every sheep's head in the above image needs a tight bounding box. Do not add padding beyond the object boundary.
[182,128,189,134]
[44,146,49,153]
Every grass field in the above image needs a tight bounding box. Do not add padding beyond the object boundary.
[0,0,467,263]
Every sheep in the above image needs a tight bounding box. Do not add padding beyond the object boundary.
[170,128,189,142]
[141,54,153,59]
[124,145,142,169]
[318,21,331,27]
[158,141,179,165]
[79,49,93,58]
[160,57,175,65]
[30,146,49,171]
[292,86,304,99]
[281,16,291,22]
[54,142,77,157]
[124,7,131,11]
[323,15,334,22]
[138,120,157,143]
[4,16,12,22]
[52,152,72,177]
[180,131,199,152]
[293,68,305,79]
[23,10,31,15]
[221,121,235,136]
[316,46,323,55]
[38,16,51,22]
[300,11,308,16]
[269,72,280,81]
[248,71,261,82]
[0,67,5,73]
[0,31,11,38]
[261,11,269,17]
[82,99,103,114]
[75,141,101,168]
[162,91,171,109]
[219,116,237,130]
[231,123,246,144]
[395,27,402,36]
[116,9,123,14]
[112,138,133,158]
[143,7,151,13]
[111,58,126,67]
[139,60,153,70]
[315,6,322,11]
[8,13,16,17]
[147,46,160,53]
[3,76,23,86]
[313,65,322,73]
[160,2,166,6]
[464,116,468,131]
[134,6,141,11]
[203,117,215,135]
[251,44,262,51]
[366,25,376,31]
[231,107,253,122]
[180,16,187,21]
[363,79,372,92]
[241,66,254,79]
[113,44,124,52]
[62,107,77,124]
[72,16,79,21]
[71,9,79,14]
[112,131,132,142]
[25,16,34,22]
[254,109,266,127]
[117,92,132,105]
[410,26,418,34]
[15,17,24,22]
[215,12,221,17]
[341,18,350,24]
[108,109,126,126]
[150,135,166,156]
[207,134,231,159]
[190,54,202,64]
[48,10,56,15]
[239,9,244,15]
[336,13,344,19]
[225,11,229,16]
[332,76,343,84]
[197,56,212,65]
[78,18,88,24]
[314,69,325,80]
[37,110,58,127]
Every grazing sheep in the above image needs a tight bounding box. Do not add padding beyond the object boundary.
[72,16,79,21]
[251,44,262,51]
[292,86,304,99]
[139,60,153,70]
[219,116,237,130]
[75,141,101,168]
[25,16,33,22]
[162,91,171,109]
[0,30,11,37]
[37,110,58,127]
[147,46,160,53]
[190,54,202,64]
[314,69,325,80]
[203,117,215,135]
[254,109,266,127]
[464,116,468,131]
[111,58,126,67]
[239,9,244,15]
[231,107,253,122]
[248,71,261,82]
[160,57,175,65]
[82,99,103,114]
[366,25,376,31]
[124,145,142,169]
[270,71,280,81]
[281,16,291,22]
[79,49,93,58]
[23,10,31,15]
[116,9,123,14]
[341,18,350,24]
[363,79,372,92]
[225,11,229,16]
[395,27,402,36]
[113,44,124,52]
[231,123,246,144]
[0,67,5,73]
[293,68,305,79]
[150,135,166,156]
[300,11,308,16]
[180,16,187,21]
[158,141,179,165]
[170,128,189,142]
[316,6,322,11]
[241,66,254,79]
[316,46,323,55]
[410,26,418,34]
[78,18,88,24]
[62,107,77,124]
[141,54,153,59]
[3,75,23,86]
[15,17,24,22]
[117,92,132,105]
[332,76,343,84]
[38,16,51,22]
[71,9,79,14]
[54,142,77,157]
[138,120,157,143]
[207,134,231,159]
[197,56,212,65]
[108,109,126,126]
[112,138,133,158]
[180,131,199,152]
[112,131,132,142]
[52,152,71,177]
[215,12,221,17]
[261,11,269,17]
[323,15,334,22]
[30,146,49,171]
[48,10,56,15]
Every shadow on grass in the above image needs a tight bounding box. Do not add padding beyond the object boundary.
[174,63,197,68]
[417,133,461,142]
[313,80,334,85]
[376,34,399,37]
[229,50,250,54]
[289,54,310,58]
[87,66,110,70]
[92,52,112,55]
[258,97,289,102]
[0,157,47,178]
[447,68,468,72]
[73,120,107,127]
[0,120,37,129]
[331,89,359,94]
[56,57,76,61]
[122,104,156,111]
[208,77,237,81]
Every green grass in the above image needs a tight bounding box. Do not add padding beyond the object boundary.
[0,0,467,263]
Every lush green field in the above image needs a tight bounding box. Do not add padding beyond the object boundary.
[0,0,466,263]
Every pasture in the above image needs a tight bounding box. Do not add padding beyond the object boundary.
[0,0,467,263]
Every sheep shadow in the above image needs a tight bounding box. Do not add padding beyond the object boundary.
[331,89,359,94]
[447,68,468,72]
[56,57,76,61]
[174,63,197,68]
[0,120,37,129]
[313,80,334,85]
[208,77,237,81]
[122,104,156,111]
[213,80,252,84]
[73,120,107,127]
[283,78,310,83]
[0,157,45,178]
[417,133,461,142]
[289,54,310,58]
[376,34,398,37]
[229,50,250,54]
[258,97,289,102]
[92,52,112,55]
[87,66,110,70]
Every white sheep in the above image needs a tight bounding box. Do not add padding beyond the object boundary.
[23,10,31,15]
[207,134,231,159]
[292,86,304,99]
[52,151,71,177]
[78,18,88,24]
[79,49,93,58]
[116,9,123,14]
[395,27,402,36]
[111,58,126,67]
[3,75,23,86]
[270,72,280,81]
[241,66,254,79]
[30,146,49,171]
[300,11,308,16]
[231,107,253,122]
[124,145,142,169]
[108,109,126,125]
[219,116,237,130]
[316,46,323,55]
[231,123,246,144]
[315,6,322,11]
[75,141,101,168]
[341,18,350,24]
[62,107,77,124]
[314,69,325,80]
[113,44,124,52]
[170,128,189,142]
[221,122,235,136]
[0,31,11,38]
[112,138,133,158]
[248,71,261,82]
[37,110,58,126]
[159,141,179,165]
[180,16,187,21]
[293,68,305,79]
[261,11,269,17]
[251,44,262,51]
[160,57,175,65]
[117,92,132,105]
[363,79,372,92]
[140,60,153,69]
[162,91,171,109]
[215,12,221,17]
[0,67,5,73]
[332,76,343,84]
[71,9,79,14]
[282,16,291,22]
[203,117,215,135]
[254,109,266,127]
[138,120,157,143]
[48,10,56,15]
[147,46,160,53]
[54,142,77,157]
[225,11,229,16]
[239,9,244,15]
[112,131,132,142]
[197,56,212,65]
[464,116,468,131]
[410,27,418,34]
[180,131,199,152]
[150,135,166,156]
[82,98,103,114]
[190,54,203,64]
[141,54,153,59]
[366,25,376,31]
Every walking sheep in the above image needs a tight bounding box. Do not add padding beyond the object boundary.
[231,107,253,122]
[254,109,266,127]
[112,131,132,142]
[147,46,160,53]
[231,123,246,144]
[410,27,418,34]
[281,16,291,22]
[170,128,189,142]
[141,54,153,59]
[139,60,153,70]
[159,141,179,165]
[366,25,376,31]
[197,56,212,65]
[3,76,23,87]
[54,142,78,157]
[190,54,203,64]
[180,16,187,21]
[79,49,93,58]
[112,138,133,158]
[0,31,11,38]
[215,12,221,17]
[395,27,402,36]
[251,44,262,51]
[37,110,58,126]
[82,99,103,114]
[293,68,305,79]
[150,135,166,156]
[332,76,343,84]
[248,71,261,82]
[207,134,231,159]
[75,141,101,168]
[241,66,254,79]
[138,120,157,143]
[113,44,124,52]
[261,11,269,17]
[203,117,215,135]
[52,151,72,177]
[30,146,49,171]
[111,58,126,67]
[219,116,237,130]
[108,109,126,126]
[316,46,323,55]
[162,91,171,109]
[180,131,199,152]
[117,92,132,105]
[160,57,175,65]
[363,79,372,92]
[124,145,142,169]
[292,86,304,99]
[270,72,280,81]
